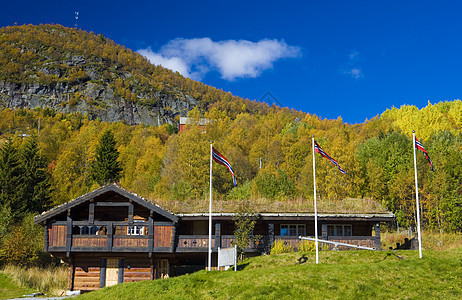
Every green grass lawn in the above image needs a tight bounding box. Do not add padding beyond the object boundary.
[0,273,35,300]
[76,248,462,300]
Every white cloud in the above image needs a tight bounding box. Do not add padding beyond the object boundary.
[349,50,359,61]
[344,68,363,79]
[342,50,364,79]
[137,49,190,77]
[137,38,301,80]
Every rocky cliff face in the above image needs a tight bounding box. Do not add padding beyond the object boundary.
[0,79,197,126]
[0,25,202,126]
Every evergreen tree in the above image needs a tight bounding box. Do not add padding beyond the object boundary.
[0,139,25,221]
[91,130,122,185]
[20,135,52,214]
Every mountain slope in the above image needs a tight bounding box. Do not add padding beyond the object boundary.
[0,24,269,125]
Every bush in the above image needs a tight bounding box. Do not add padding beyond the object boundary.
[298,240,316,252]
[270,239,293,254]
[227,180,252,200]
[0,214,56,267]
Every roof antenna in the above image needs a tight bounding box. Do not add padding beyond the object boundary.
[74,11,79,28]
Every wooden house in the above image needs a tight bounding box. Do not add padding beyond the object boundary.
[35,184,394,292]
[179,117,209,133]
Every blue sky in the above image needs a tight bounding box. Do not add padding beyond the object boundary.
[2,1,462,123]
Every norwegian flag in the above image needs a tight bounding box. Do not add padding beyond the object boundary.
[314,140,347,174]
[415,137,434,171]
[212,147,237,186]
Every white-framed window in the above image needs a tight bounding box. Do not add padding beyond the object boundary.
[127,221,145,235]
[127,226,145,235]
[327,224,352,236]
[280,224,306,236]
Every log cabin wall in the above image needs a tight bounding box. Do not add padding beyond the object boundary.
[121,256,152,283]
[153,225,173,248]
[68,253,174,291]
[71,255,102,291]
[48,225,66,247]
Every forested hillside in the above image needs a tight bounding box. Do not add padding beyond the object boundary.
[0,100,460,234]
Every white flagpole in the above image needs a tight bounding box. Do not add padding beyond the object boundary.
[312,136,319,264]
[208,141,213,270]
[412,131,423,258]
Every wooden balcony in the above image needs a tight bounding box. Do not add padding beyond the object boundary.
[177,236,215,252]
[47,222,379,254]
[176,235,269,253]
[46,221,174,253]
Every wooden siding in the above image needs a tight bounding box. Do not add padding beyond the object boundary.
[221,237,234,248]
[73,237,107,247]
[113,237,149,248]
[73,266,100,291]
[221,236,266,252]
[123,267,151,283]
[49,225,66,247]
[177,236,214,248]
[154,226,172,248]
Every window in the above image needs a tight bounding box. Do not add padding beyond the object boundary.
[280,224,306,236]
[327,224,352,236]
[127,222,145,235]
[81,226,89,235]
[90,226,98,235]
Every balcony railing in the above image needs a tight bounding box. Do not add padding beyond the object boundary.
[275,235,378,250]
[47,222,379,253]
[47,221,173,253]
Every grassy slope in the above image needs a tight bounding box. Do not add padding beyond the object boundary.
[77,248,462,300]
[0,273,35,300]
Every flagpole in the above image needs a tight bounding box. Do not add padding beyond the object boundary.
[208,141,213,271]
[412,131,423,258]
[312,136,319,264]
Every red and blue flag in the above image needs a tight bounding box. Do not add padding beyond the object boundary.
[314,140,346,174]
[415,137,434,171]
[212,147,237,186]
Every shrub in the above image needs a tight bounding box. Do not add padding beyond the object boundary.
[0,215,44,267]
[227,180,252,200]
[298,240,316,252]
[271,239,293,254]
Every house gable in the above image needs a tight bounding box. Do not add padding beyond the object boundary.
[34,184,178,224]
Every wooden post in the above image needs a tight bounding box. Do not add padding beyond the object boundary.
[68,255,75,291]
[44,222,49,252]
[150,256,154,280]
[148,212,153,255]
[214,222,221,251]
[118,259,124,284]
[89,202,95,224]
[374,223,381,250]
[66,210,72,257]
[100,258,107,288]
[107,222,113,252]
[170,223,177,253]
[128,202,134,224]
[268,223,274,253]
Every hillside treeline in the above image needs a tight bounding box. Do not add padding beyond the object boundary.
[0,100,460,233]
